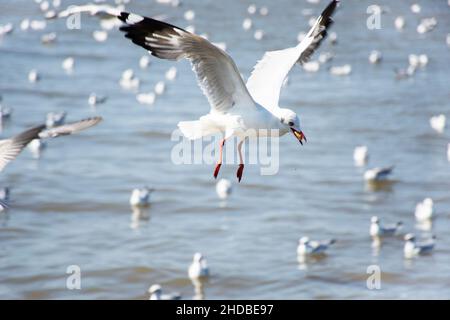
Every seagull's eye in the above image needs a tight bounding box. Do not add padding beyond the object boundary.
[288,121,294,126]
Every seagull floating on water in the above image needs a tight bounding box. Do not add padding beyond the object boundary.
[129,187,153,207]
[404,233,435,258]
[329,64,351,76]
[353,145,368,167]
[364,166,393,182]
[242,18,252,31]
[370,216,402,238]
[415,198,434,222]
[88,93,107,106]
[216,178,232,200]
[148,284,181,300]
[188,252,210,279]
[297,236,336,256]
[394,16,405,31]
[429,114,446,133]
[28,69,40,83]
[139,55,151,69]
[369,50,382,64]
[136,92,156,105]
[93,30,108,42]
[114,0,339,182]
[120,69,140,90]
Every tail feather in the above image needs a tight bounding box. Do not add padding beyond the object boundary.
[178,119,220,140]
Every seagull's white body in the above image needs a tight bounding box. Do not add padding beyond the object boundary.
[129,187,152,207]
[415,198,434,221]
[188,253,210,279]
[115,1,339,180]
[353,145,368,166]
[430,114,446,133]
[216,178,232,200]
[404,234,435,258]
[370,216,402,238]
[297,237,336,256]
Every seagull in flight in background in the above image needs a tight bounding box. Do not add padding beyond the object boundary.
[116,0,339,182]
[0,117,102,209]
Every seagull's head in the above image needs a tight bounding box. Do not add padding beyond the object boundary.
[193,252,204,262]
[404,233,416,242]
[371,216,379,224]
[278,108,306,145]
[299,236,310,245]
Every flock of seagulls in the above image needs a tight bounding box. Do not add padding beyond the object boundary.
[1,0,448,299]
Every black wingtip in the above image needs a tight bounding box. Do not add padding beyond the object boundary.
[322,0,339,21]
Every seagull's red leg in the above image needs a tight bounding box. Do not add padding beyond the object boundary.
[213,138,225,179]
[237,139,245,183]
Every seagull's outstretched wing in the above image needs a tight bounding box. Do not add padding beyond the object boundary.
[0,125,46,172]
[57,4,124,19]
[39,117,102,138]
[118,12,255,113]
[246,0,339,110]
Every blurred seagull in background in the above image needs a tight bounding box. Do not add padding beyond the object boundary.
[88,93,107,106]
[148,284,181,300]
[216,178,232,200]
[429,114,446,133]
[370,216,402,238]
[329,64,351,76]
[369,50,382,64]
[353,145,368,167]
[404,233,435,258]
[394,16,405,31]
[188,252,210,279]
[29,117,102,158]
[364,166,393,182]
[114,0,339,182]
[415,198,434,222]
[129,187,153,207]
[297,237,336,256]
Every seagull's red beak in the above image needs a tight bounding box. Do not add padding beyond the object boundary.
[291,128,307,145]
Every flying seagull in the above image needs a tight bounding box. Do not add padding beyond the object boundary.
[116,0,339,182]
[0,117,102,209]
